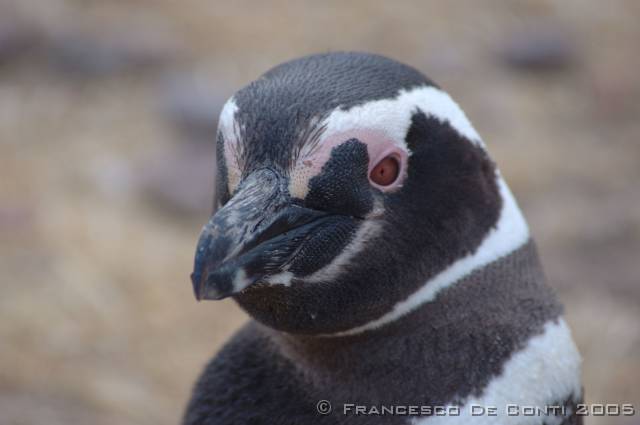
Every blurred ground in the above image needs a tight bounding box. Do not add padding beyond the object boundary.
[0,1,638,424]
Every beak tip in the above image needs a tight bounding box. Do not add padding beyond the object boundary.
[191,270,233,301]
[190,272,203,302]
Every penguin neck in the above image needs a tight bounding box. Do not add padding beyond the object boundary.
[263,240,562,404]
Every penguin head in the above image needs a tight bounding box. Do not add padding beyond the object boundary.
[191,52,508,335]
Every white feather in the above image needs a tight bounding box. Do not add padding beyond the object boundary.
[322,85,484,150]
[413,318,582,425]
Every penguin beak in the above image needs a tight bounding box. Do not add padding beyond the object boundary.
[190,169,331,301]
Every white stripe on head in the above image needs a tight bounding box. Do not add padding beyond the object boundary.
[413,318,582,425]
[325,175,530,337]
[218,97,242,194]
[289,85,484,199]
[323,85,483,149]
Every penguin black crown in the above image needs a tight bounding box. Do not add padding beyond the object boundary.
[185,52,582,425]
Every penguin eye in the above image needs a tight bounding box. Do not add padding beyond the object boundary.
[370,155,400,186]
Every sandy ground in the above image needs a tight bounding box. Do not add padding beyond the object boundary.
[0,1,639,424]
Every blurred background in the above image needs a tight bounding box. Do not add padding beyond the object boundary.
[0,1,638,424]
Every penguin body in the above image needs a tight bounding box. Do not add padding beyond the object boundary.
[184,52,582,424]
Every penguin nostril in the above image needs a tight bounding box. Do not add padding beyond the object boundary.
[370,155,400,186]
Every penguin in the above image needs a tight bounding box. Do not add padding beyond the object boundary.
[184,52,583,425]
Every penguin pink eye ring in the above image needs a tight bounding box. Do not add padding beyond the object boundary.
[370,154,401,186]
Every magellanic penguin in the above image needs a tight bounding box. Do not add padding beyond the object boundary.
[185,52,583,425]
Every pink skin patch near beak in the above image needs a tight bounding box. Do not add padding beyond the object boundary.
[289,128,409,199]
